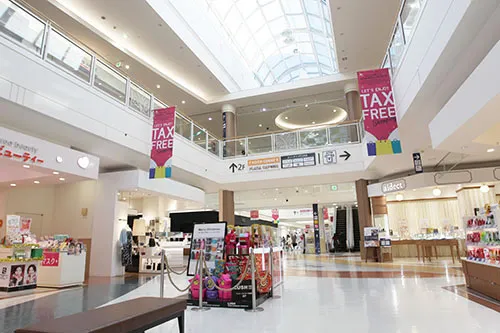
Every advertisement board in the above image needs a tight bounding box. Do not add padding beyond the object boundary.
[187,222,227,276]
[150,107,176,179]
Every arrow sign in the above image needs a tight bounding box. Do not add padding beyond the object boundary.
[229,163,237,173]
[339,151,351,161]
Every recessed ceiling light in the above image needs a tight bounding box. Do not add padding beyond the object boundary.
[208,117,212,121]
[487,148,495,153]
[259,124,263,127]
[23,165,30,169]
[432,188,441,196]
[56,156,63,163]
[34,180,40,184]
[59,177,65,181]
[156,84,161,89]
[98,82,102,86]
[53,171,59,175]
[123,33,128,39]
[305,104,308,108]
[480,184,490,193]
[125,65,130,70]
[334,109,337,112]
[181,100,186,104]
[312,121,316,124]
[262,108,266,111]
[10,183,16,187]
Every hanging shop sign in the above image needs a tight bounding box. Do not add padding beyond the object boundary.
[312,204,321,255]
[322,151,337,165]
[248,157,280,172]
[357,68,402,156]
[413,152,423,173]
[323,207,329,220]
[281,153,316,169]
[272,209,279,224]
[150,107,176,179]
[250,210,259,220]
[187,222,227,276]
[381,179,406,194]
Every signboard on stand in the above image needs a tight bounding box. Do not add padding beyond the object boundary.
[364,227,380,248]
[358,68,401,156]
[187,222,227,276]
[150,107,176,179]
[312,204,321,254]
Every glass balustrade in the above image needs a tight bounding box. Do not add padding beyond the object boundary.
[0,0,366,161]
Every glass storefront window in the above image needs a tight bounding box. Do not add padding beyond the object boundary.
[0,0,45,54]
[46,30,92,82]
[93,61,127,103]
[129,83,151,118]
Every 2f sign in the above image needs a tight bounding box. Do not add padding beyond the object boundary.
[152,127,174,150]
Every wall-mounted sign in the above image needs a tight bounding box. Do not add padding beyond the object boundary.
[0,138,43,165]
[358,68,402,156]
[229,162,245,173]
[323,151,337,165]
[381,179,406,193]
[281,153,316,169]
[150,107,176,179]
[413,152,423,174]
[248,157,280,172]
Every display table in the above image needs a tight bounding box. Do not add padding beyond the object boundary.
[37,252,86,288]
[461,259,500,301]
[391,239,463,263]
[0,260,39,292]
[139,244,184,273]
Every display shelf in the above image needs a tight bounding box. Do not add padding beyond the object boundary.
[37,252,86,288]
[461,258,500,301]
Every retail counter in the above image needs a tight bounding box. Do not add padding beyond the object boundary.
[391,239,465,262]
[37,252,86,288]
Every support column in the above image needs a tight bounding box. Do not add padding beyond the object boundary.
[219,190,235,226]
[222,104,236,139]
[344,82,362,142]
[355,179,373,259]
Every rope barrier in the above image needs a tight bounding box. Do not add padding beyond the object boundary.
[163,254,200,292]
[163,254,189,275]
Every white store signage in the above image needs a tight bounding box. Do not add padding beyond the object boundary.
[381,179,406,193]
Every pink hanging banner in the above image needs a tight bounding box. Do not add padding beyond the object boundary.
[357,68,402,156]
[150,107,176,179]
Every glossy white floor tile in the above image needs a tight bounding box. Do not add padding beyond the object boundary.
[101,257,499,333]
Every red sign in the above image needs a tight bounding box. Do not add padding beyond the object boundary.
[271,209,279,224]
[250,210,259,220]
[0,145,44,164]
[323,207,329,220]
[42,252,60,267]
[150,107,176,179]
[357,68,401,156]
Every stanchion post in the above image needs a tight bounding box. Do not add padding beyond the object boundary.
[245,249,264,312]
[192,246,210,312]
[160,249,165,298]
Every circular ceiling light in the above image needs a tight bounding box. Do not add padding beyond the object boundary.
[34,180,40,184]
[480,184,490,193]
[275,104,348,130]
[56,156,63,163]
[23,165,30,169]
[432,188,442,196]
[10,183,16,187]
[396,194,404,201]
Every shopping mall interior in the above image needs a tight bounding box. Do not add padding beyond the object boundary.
[0,0,499,332]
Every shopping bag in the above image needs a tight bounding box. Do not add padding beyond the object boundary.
[375,140,393,155]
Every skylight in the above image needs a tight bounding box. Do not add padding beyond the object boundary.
[202,0,338,87]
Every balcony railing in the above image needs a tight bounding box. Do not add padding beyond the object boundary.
[0,0,364,161]
[382,0,427,73]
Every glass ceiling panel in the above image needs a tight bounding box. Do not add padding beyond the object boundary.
[202,0,338,87]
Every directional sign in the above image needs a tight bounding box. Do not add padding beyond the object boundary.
[323,151,337,165]
[339,150,351,161]
[413,152,423,173]
[229,163,245,173]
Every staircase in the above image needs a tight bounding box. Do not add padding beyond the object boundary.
[335,209,348,252]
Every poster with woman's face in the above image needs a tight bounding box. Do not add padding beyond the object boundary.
[24,264,37,285]
[9,264,25,287]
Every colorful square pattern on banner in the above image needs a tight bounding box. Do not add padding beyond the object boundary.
[357,68,402,156]
[150,107,176,179]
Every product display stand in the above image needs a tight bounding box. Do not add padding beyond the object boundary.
[37,252,86,288]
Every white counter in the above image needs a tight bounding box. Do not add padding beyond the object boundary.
[37,252,86,288]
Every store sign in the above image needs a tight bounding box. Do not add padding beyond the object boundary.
[322,151,337,165]
[281,153,316,169]
[312,204,320,254]
[293,209,313,217]
[150,107,176,179]
[271,209,279,224]
[381,179,406,194]
[250,210,259,220]
[248,157,280,172]
[413,152,423,174]
[358,68,402,156]
[42,252,60,267]
[0,138,43,164]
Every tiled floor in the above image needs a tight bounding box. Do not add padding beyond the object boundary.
[1,255,499,333]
